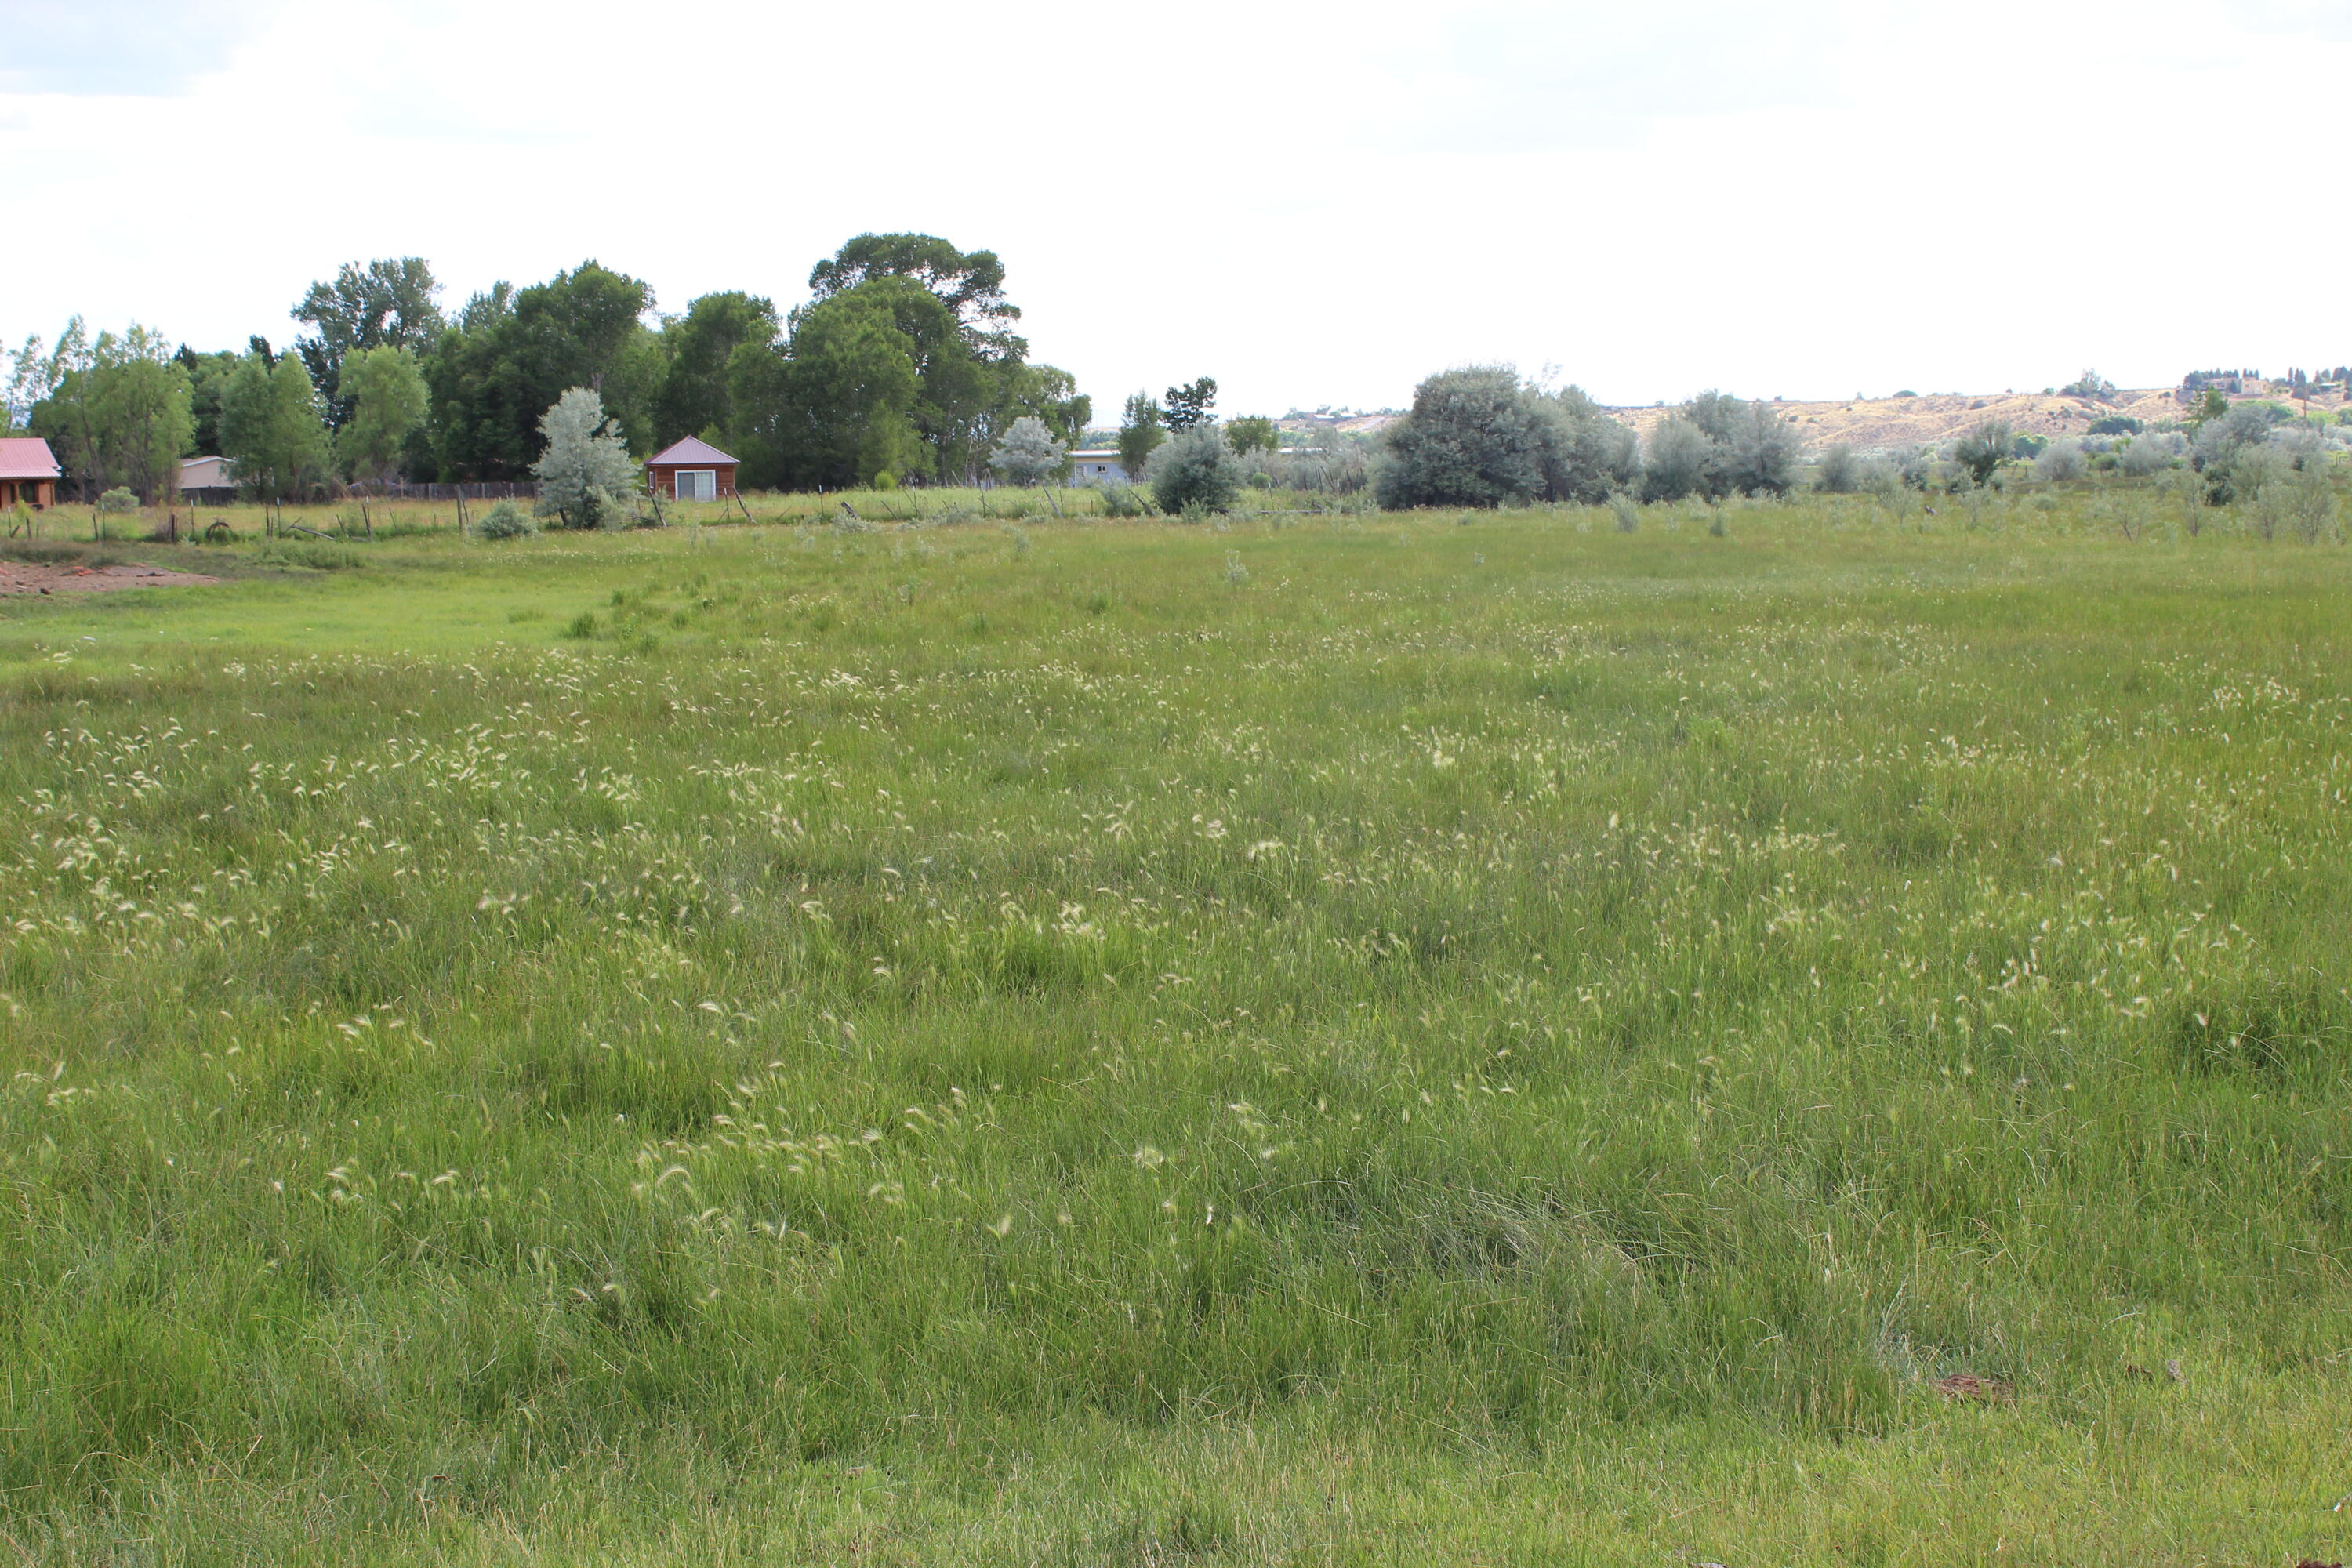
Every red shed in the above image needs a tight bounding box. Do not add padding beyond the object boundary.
[0,437,60,510]
[646,437,739,503]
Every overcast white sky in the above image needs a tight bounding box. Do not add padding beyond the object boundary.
[5,0,2349,414]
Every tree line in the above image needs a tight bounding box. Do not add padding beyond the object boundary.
[0,234,1091,502]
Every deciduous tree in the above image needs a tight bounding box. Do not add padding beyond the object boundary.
[807,233,1022,354]
[424,263,658,480]
[1226,415,1279,456]
[654,292,777,448]
[1117,393,1165,482]
[1164,377,1218,431]
[292,258,445,426]
[336,346,429,484]
[217,350,328,500]
[29,321,194,502]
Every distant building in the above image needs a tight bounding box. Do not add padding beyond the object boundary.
[176,456,238,503]
[0,437,60,509]
[1065,449,1129,485]
[646,437,739,502]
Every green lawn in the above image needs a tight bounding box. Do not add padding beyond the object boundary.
[2,497,2347,1564]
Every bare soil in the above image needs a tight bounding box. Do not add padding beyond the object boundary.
[0,559,220,596]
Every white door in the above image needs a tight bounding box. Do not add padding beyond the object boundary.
[677,470,715,502]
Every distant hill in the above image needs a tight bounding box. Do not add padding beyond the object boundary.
[1607,384,2348,453]
[1269,382,2347,453]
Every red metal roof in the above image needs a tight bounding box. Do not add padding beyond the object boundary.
[0,438,60,481]
[646,436,738,467]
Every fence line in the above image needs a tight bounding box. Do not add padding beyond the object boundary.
[353,482,539,501]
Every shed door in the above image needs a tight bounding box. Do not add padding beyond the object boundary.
[677,470,714,502]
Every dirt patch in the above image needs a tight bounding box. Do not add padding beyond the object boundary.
[0,559,221,596]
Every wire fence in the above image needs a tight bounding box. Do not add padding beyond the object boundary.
[351,482,540,501]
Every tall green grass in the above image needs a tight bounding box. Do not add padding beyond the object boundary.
[0,492,2347,1563]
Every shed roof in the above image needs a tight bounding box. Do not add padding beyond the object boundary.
[0,437,60,481]
[647,437,739,467]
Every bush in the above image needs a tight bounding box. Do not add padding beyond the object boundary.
[1609,492,1639,532]
[1719,401,1801,496]
[1640,417,1712,502]
[2035,439,2087,483]
[2285,450,2342,543]
[96,488,138,513]
[989,416,1067,487]
[2062,368,2120,401]
[2118,433,2179,478]
[1146,426,1244,516]
[1952,419,2013,486]
[472,499,537,540]
[1817,443,1861,493]
[1377,368,1635,509]
[1095,482,1151,518]
[2194,401,2285,478]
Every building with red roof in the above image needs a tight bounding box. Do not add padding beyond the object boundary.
[645,437,739,503]
[0,438,60,510]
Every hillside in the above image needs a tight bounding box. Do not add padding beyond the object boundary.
[1280,385,2348,455]
[1609,384,2350,452]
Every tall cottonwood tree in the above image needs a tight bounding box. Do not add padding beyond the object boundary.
[727,237,1086,489]
[424,262,661,480]
[1116,392,1165,481]
[654,292,778,448]
[217,350,329,500]
[28,321,194,502]
[336,346,430,484]
[292,258,445,427]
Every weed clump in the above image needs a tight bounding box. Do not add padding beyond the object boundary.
[474,499,538,540]
[1096,482,1152,518]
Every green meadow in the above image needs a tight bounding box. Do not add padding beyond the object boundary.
[1,494,2347,1564]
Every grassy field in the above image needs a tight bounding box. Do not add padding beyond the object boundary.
[31,482,1156,548]
[1,495,2347,1564]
